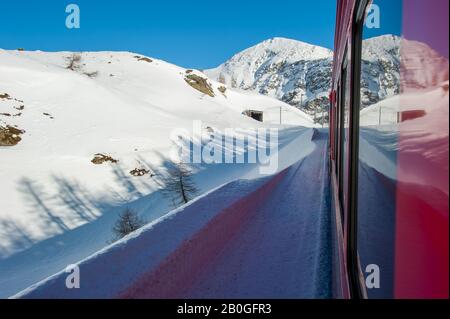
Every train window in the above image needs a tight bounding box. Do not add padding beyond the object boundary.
[356,0,402,298]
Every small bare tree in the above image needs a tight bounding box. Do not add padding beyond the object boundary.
[111,207,146,241]
[162,164,199,207]
[66,53,82,71]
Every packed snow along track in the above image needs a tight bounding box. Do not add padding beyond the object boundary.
[14,130,332,299]
[124,130,332,299]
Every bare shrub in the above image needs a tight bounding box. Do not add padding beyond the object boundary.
[66,53,82,71]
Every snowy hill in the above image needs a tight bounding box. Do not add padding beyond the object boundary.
[0,49,315,297]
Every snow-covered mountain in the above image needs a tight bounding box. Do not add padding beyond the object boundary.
[360,35,402,108]
[206,35,449,120]
[206,38,334,116]
[400,37,449,91]
[360,35,448,107]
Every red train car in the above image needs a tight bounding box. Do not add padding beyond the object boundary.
[330,0,449,298]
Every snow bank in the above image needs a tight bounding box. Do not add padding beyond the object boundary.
[12,169,284,298]
[13,129,324,299]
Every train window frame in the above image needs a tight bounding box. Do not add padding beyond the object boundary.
[346,0,370,299]
[335,83,341,181]
[333,89,339,165]
[336,82,342,216]
[338,44,349,203]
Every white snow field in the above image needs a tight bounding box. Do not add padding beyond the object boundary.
[13,129,331,299]
[0,49,316,297]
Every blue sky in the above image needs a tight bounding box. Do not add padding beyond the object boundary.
[0,0,337,69]
[364,0,402,39]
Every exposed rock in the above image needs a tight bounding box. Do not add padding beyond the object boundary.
[0,125,24,146]
[135,55,153,63]
[184,73,215,97]
[91,153,118,165]
[130,168,151,177]
[43,112,54,119]
[218,86,227,95]
[84,71,99,78]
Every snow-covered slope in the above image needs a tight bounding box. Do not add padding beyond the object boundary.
[0,49,315,297]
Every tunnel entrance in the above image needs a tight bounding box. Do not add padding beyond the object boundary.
[242,110,264,122]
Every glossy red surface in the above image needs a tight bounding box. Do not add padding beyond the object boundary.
[331,0,449,298]
[394,0,449,298]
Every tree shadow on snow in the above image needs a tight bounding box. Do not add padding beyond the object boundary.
[0,158,177,298]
